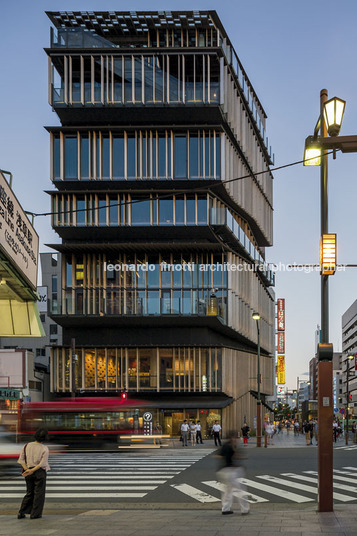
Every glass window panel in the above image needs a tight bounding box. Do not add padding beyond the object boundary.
[216,134,221,178]
[158,136,166,178]
[210,135,215,179]
[161,259,171,288]
[155,56,164,102]
[81,136,89,179]
[64,137,78,179]
[205,135,210,178]
[94,58,102,103]
[182,261,191,288]
[147,290,160,314]
[175,196,184,225]
[53,137,60,179]
[172,256,182,288]
[98,197,107,226]
[139,349,156,389]
[76,197,86,226]
[66,257,72,287]
[83,57,91,104]
[128,349,137,388]
[131,198,151,225]
[71,57,81,103]
[84,349,95,388]
[134,56,142,102]
[189,136,199,178]
[96,136,100,178]
[97,349,106,388]
[147,257,159,288]
[186,196,195,224]
[195,56,203,102]
[174,135,187,178]
[136,257,146,289]
[127,137,136,178]
[107,350,117,389]
[113,136,124,179]
[168,55,179,102]
[109,197,118,225]
[152,136,157,178]
[144,57,154,103]
[160,349,173,389]
[197,198,207,225]
[113,58,122,102]
[124,57,132,103]
[159,199,173,225]
[102,136,110,178]
[185,56,194,102]
[182,290,191,314]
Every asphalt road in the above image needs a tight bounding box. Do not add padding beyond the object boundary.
[1,441,357,509]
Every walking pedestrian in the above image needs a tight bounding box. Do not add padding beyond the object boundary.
[17,428,50,519]
[190,421,197,446]
[212,421,222,446]
[304,421,312,445]
[293,420,299,436]
[217,431,250,515]
[154,422,162,445]
[196,420,203,444]
[181,420,189,447]
[241,423,250,445]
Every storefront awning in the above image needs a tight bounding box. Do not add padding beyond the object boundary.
[249,390,275,412]
[0,299,45,337]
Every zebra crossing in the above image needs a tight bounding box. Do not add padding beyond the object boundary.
[170,467,357,504]
[335,444,357,451]
[0,450,212,500]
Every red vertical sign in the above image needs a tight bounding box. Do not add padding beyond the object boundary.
[277,332,285,353]
[277,299,285,331]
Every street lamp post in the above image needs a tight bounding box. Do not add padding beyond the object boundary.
[252,312,261,448]
[346,355,354,445]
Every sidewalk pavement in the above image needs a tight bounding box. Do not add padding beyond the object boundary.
[1,504,357,536]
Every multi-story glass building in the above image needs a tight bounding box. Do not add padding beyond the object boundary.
[46,10,275,436]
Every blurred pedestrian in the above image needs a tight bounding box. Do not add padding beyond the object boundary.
[212,421,222,446]
[154,422,162,445]
[304,421,312,445]
[241,423,250,445]
[17,429,50,519]
[266,422,274,445]
[217,431,250,515]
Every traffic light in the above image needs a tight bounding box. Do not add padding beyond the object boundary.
[121,391,127,400]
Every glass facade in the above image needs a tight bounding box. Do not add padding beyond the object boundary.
[58,252,228,318]
[51,129,220,181]
[52,346,222,392]
[51,53,220,106]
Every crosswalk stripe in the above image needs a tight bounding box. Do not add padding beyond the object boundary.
[343,467,357,471]
[202,480,268,503]
[0,493,147,499]
[47,472,180,475]
[239,477,313,503]
[281,473,357,501]
[303,471,357,489]
[257,475,317,496]
[170,483,219,503]
[304,470,357,484]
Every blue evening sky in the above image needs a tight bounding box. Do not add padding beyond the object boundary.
[1,0,357,388]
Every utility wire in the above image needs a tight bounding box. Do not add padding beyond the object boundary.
[25,149,339,219]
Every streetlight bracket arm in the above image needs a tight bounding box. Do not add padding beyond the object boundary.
[319,135,357,153]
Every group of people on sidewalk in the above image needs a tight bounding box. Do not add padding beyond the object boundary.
[180,419,205,446]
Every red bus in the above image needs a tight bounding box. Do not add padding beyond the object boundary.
[19,397,150,447]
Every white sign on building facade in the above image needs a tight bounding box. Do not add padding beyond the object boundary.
[0,172,39,290]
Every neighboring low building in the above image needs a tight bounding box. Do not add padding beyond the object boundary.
[342,301,357,419]
[301,400,318,423]
[0,349,46,430]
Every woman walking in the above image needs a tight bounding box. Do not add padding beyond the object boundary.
[17,428,50,519]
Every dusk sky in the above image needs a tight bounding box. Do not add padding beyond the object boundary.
[1,0,357,389]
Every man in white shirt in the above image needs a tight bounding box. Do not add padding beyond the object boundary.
[181,420,189,447]
[196,420,203,444]
[212,420,222,446]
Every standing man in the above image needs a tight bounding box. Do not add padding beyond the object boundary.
[181,420,189,447]
[17,428,50,519]
[196,420,203,444]
[212,420,222,446]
